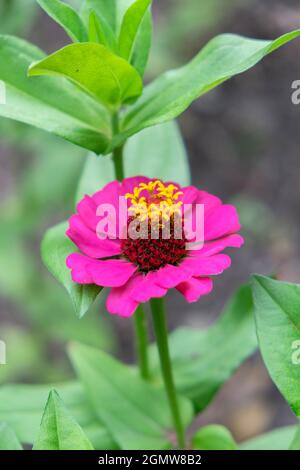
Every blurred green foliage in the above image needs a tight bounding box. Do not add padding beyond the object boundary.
[0,2,115,383]
[149,0,253,75]
[0,126,115,384]
[0,0,36,35]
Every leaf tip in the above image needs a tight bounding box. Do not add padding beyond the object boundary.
[27,61,39,77]
[251,273,269,287]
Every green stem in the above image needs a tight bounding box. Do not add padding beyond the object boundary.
[111,111,150,381]
[111,112,124,181]
[150,298,185,449]
[134,305,151,380]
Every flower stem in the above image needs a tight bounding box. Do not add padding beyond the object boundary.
[134,305,151,380]
[150,298,185,449]
[111,112,124,181]
[111,111,150,381]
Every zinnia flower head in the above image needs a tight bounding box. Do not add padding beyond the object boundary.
[66,176,244,317]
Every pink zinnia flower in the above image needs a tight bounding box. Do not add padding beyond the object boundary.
[66,177,244,317]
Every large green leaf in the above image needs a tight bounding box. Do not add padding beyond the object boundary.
[69,343,193,450]
[118,0,151,62]
[28,43,143,109]
[33,390,94,450]
[37,0,88,42]
[192,425,237,450]
[0,35,111,154]
[41,221,102,318]
[0,423,22,450]
[252,275,300,416]
[121,30,300,141]
[0,382,117,449]
[240,426,297,450]
[151,284,257,411]
[76,120,191,202]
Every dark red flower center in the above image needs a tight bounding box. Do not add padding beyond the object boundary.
[121,180,187,272]
[121,217,187,272]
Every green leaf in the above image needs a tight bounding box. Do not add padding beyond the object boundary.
[0,382,117,449]
[118,0,151,62]
[33,390,94,450]
[0,423,22,450]
[81,2,117,53]
[69,343,193,450]
[28,43,143,109]
[192,425,237,450]
[0,35,111,153]
[131,9,152,76]
[41,221,102,318]
[240,426,297,450]
[81,0,152,76]
[252,275,300,417]
[81,0,134,34]
[151,284,257,411]
[290,424,300,450]
[121,30,300,140]
[37,0,88,42]
[76,120,191,202]
[88,10,107,44]
[88,10,117,51]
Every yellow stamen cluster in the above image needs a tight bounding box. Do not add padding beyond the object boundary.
[125,181,183,222]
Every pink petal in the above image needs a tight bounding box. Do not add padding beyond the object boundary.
[183,190,222,243]
[153,264,191,289]
[67,214,121,259]
[106,281,139,317]
[180,188,222,210]
[180,186,199,204]
[204,205,241,241]
[129,272,167,302]
[67,253,137,287]
[176,277,213,302]
[181,254,232,276]
[189,234,244,257]
[92,180,121,207]
[77,193,120,239]
[92,181,122,238]
[120,176,151,195]
[197,190,222,211]
[76,195,99,231]
[66,253,94,284]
